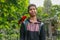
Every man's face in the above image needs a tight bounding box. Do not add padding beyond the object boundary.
[29,6,37,17]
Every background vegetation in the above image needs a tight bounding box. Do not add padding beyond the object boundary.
[0,0,60,40]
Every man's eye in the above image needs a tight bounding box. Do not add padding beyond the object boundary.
[30,9,32,10]
[30,9,35,10]
[33,8,35,10]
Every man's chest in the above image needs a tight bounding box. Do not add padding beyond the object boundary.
[26,23,40,31]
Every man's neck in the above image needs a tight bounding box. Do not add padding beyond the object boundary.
[30,16,37,23]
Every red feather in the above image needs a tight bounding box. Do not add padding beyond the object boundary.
[18,16,27,24]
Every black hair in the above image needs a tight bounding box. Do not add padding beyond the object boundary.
[28,4,37,12]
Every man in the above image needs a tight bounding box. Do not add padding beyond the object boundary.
[20,4,46,40]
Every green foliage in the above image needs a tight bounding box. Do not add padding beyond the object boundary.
[37,5,60,39]
[0,0,60,40]
[37,7,49,21]
[0,0,29,40]
[50,5,60,17]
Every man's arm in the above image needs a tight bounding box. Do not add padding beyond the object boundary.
[20,23,25,40]
[39,23,46,40]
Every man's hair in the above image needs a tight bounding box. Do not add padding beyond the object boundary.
[28,4,37,12]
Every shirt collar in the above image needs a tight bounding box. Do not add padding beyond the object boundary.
[27,18,41,24]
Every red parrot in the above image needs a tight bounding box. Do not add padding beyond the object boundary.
[18,16,27,25]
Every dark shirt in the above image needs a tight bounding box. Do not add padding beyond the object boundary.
[20,19,46,40]
[26,22,40,40]
[27,31,39,40]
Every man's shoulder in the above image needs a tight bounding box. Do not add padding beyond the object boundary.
[23,18,29,25]
[40,22,44,26]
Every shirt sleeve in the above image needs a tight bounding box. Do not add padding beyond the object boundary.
[20,23,25,40]
[39,23,46,40]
